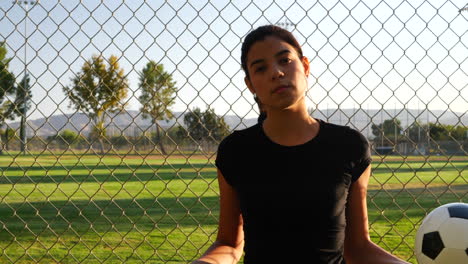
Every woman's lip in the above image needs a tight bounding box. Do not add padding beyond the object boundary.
[274,85,290,93]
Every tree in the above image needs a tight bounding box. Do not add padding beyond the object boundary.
[1,127,16,151]
[202,108,230,142]
[170,125,188,144]
[52,129,82,149]
[428,123,448,141]
[0,41,16,154]
[63,54,129,153]
[372,118,403,145]
[138,61,177,155]
[183,107,230,143]
[109,134,130,149]
[14,73,32,153]
[427,123,467,141]
[448,125,468,141]
[184,107,205,142]
[406,121,428,143]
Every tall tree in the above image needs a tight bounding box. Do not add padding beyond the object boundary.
[428,123,447,141]
[138,61,177,155]
[372,118,402,136]
[406,121,428,143]
[406,122,467,143]
[14,73,32,153]
[184,107,205,142]
[448,125,468,141]
[372,118,403,145]
[427,123,468,141]
[0,41,17,154]
[51,129,83,149]
[63,54,128,153]
[202,108,230,142]
[183,107,230,143]
[1,127,16,151]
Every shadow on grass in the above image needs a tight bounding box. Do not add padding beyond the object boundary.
[1,185,466,240]
[368,185,467,218]
[0,163,218,184]
[0,195,220,239]
[0,152,216,158]
[372,159,467,164]
[1,160,465,185]
[0,162,214,172]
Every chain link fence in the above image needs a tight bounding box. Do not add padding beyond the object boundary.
[0,0,467,263]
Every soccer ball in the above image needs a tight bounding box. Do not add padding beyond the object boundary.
[414,202,468,264]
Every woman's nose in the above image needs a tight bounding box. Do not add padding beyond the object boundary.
[271,64,284,80]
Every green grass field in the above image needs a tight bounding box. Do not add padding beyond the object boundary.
[0,153,466,263]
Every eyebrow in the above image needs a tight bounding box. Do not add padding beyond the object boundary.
[249,49,292,68]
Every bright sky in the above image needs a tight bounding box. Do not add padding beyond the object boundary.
[1,0,467,121]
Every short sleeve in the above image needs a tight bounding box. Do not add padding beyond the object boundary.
[346,128,372,182]
[215,133,237,187]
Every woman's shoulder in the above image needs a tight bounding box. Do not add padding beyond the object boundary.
[319,120,368,145]
[319,120,358,135]
[218,123,261,149]
[216,124,261,172]
[319,120,371,166]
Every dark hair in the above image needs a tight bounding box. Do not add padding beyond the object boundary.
[257,111,267,123]
[254,94,267,123]
[241,25,303,79]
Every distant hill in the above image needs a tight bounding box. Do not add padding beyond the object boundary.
[6,109,467,138]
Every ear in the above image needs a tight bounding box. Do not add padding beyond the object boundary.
[244,76,255,94]
[301,56,310,76]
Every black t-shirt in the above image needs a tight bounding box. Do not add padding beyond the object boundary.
[215,119,372,263]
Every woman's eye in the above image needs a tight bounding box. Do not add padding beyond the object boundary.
[255,66,266,72]
[280,58,292,64]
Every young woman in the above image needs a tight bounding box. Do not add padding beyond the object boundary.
[193,25,409,264]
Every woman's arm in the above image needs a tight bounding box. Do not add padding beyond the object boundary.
[191,169,244,264]
[344,165,410,264]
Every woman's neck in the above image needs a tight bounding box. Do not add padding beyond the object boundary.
[262,108,319,146]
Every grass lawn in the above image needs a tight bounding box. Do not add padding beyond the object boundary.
[0,153,466,263]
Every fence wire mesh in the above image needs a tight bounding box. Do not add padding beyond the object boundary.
[0,0,467,263]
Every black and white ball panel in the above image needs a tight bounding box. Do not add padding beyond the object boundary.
[422,231,444,260]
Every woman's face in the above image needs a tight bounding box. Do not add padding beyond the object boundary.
[244,36,310,112]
